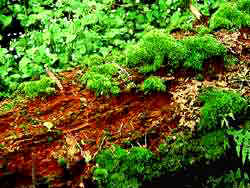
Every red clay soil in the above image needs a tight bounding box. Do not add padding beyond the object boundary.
[0,69,177,187]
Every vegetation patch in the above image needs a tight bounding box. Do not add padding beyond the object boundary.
[16,75,56,98]
[199,88,248,133]
[80,63,121,96]
[93,146,155,188]
[209,0,250,30]
[181,35,226,71]
[140,76,166,94]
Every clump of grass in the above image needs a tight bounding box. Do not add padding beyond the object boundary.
[182,35,227,71]
[199,88,248,133]
[17,76,56,98]
[209,0,250,30]
[140,76,166,94]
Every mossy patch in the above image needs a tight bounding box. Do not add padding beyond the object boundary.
[199,88,248,133]
[80,64,120,96]
[209,0,250,30]
[140,76,166,94]
[17,76,56,98]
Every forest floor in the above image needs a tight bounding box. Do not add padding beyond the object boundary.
[0,28,249,188]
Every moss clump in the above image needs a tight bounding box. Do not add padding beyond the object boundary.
[182,35,227,71]
[93,146,155,188]
[126,30,226,74]
[140,76,166,94]
[209,0,250,30]
[159,129,228,172]
[126,30,186,73]
[199,88,248,133]
[80,64,120,96]
[17,76,56,98]
[93,128,230,187]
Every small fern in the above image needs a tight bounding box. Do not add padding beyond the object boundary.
[227,128,250,165]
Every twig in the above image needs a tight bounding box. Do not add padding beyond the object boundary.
[44,64,64,92]
[93,136,106,159]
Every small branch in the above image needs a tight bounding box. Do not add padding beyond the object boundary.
[93,136,106,159]
[44,64,64,92]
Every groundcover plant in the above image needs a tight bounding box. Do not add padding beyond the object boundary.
[0,0,249,187]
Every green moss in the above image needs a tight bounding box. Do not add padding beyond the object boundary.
[126,30,186,73]
[224,55,238,66]
[209,0,250,30]
[93,128,230,187]
[182,35,227,71]
[199,88,248,133]
[17,76,56,98]
[196,26,211,35]
[93,146,155,188]
[126,31,226,74]
[140,76,166,94]
[80,64,120,96]
[158,129,229,173]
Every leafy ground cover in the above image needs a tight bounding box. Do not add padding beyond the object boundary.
[0,0,250,187]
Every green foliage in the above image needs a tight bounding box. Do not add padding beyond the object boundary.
[181,35,227,71]
[196,26,211,35]
[17,75,56,98]
[158,129,228,173]
[126,32,226,73]
[206,168,250,188]
[227,128,250,165]
[209,0,250,30]
[140,76,166,94]
[199,88,248,133]
[194,0,227,16]
[93,145,154,188]
[126,30,185,73]
[80,64,121,96]
[224,54,238,66]
[167,11,195,32]
[200,129,229,160]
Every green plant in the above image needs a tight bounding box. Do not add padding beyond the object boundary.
[158,129,229,173]
[206,168,250,188]
[140,76,166,94]
[167,10,195,32]
[126,30,185,73]
[17,75,56,98]
[209,0,250,30]
[181,35,227,71]
[224,54,238,66]
[80,64,121,96]
[93,145,155,188]
[199,88,248,133]
[227,128,250,165]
